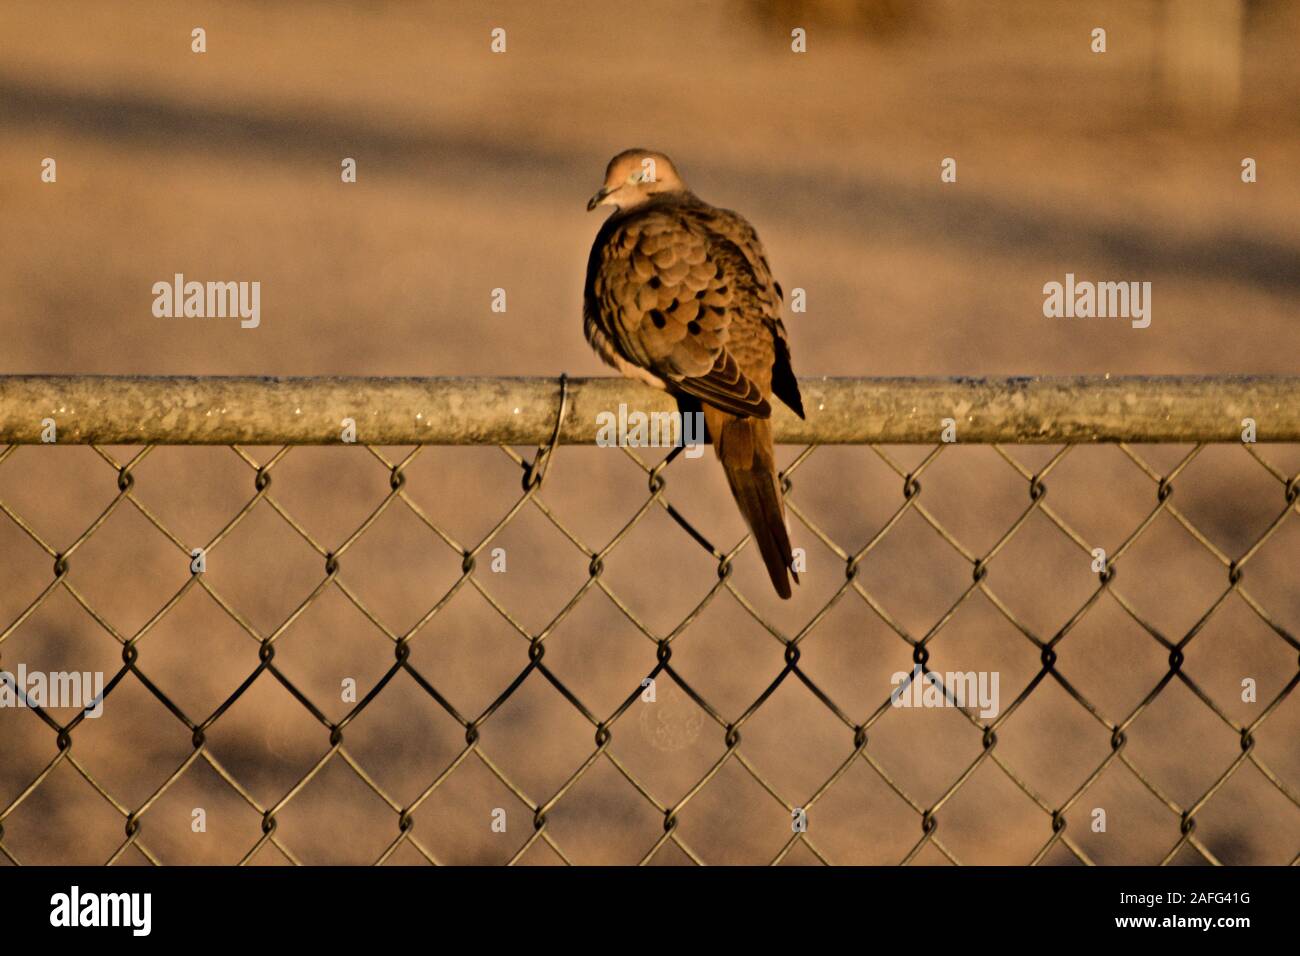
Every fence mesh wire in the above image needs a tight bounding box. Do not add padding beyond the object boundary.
[1,382,1298,866]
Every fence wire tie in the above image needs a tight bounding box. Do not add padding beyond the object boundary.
[523,373,569,491]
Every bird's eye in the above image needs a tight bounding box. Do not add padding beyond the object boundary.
[627,172,641,184]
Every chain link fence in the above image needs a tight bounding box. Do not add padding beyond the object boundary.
[1,375,1298,866]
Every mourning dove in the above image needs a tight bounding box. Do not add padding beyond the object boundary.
[584,149,805,598]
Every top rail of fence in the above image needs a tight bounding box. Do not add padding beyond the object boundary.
[0,374,1296,445]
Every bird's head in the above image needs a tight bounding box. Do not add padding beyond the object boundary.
[587,149,685,212]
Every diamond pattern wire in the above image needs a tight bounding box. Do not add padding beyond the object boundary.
[0,416,1297,866]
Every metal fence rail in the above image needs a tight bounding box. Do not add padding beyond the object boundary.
[1,374,1299,445]
[0,375,1297,866]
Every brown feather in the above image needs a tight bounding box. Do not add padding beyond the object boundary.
[704,406,796,599]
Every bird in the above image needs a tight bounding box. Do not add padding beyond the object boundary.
[583,148,805,598]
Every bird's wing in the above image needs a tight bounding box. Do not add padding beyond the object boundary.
[683,205,805,420]
[585,201,777,419]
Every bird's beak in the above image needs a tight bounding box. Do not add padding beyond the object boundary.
[587,187,613,211]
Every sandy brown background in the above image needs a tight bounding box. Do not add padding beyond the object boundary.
[1,0,1298,865]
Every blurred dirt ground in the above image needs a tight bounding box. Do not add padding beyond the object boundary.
[0,0,1298,864]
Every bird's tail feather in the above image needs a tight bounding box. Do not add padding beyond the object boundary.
[709,412,797,599]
